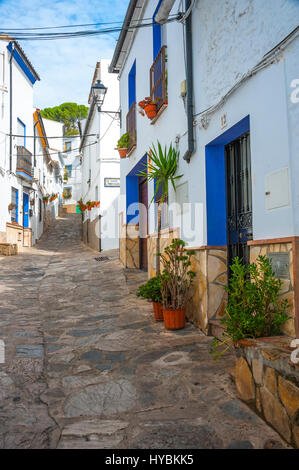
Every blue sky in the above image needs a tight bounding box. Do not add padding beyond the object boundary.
[0,0,129,108]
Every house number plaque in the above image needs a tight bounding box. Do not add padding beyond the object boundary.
[267,253,290,279]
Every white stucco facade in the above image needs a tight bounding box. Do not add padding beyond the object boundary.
[80,59,120,252]
[114,0,299,248]
[61,135,82,206]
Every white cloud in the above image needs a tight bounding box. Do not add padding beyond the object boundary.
[0,0,129,108]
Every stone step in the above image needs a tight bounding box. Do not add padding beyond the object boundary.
[208,319,226,340]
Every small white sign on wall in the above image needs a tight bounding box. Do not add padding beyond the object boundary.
[265,168,290,210]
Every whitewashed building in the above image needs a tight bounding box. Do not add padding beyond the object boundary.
[31,111,64,244]
[0,36,64,253]
[62,134,82,208]
[110,0,299,338]
[80,60,120,252]
[0,37,40,251]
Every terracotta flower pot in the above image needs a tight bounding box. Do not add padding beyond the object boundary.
[163,308,186,330]
[152,302,164,321]
[144,103,157,120]
[118,148,127,158]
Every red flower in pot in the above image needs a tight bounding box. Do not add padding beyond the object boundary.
[138,97,157,120]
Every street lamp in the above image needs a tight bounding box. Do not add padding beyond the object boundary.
[91,79,108,110]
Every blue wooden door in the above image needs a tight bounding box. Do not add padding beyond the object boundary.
[23,193,29,228]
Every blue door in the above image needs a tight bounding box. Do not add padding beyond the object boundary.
[23,193,29,228]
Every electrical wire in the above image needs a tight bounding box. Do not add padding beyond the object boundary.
[12,139,98,158]
[0,14,179,32]
[0,16,180,41]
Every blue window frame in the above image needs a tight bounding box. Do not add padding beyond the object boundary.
[128,60,136,110]
[17,117,26,147]
[153,0,163,60]
[11,187,18,223]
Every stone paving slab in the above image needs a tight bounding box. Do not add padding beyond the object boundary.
[0,214,290,448]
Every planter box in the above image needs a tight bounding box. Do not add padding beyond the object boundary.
[234,336,299,448]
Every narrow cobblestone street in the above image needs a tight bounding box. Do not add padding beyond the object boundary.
[0,214,288,449]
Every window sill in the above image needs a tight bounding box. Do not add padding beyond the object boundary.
[150,103,168,125]
[127,145,137,157]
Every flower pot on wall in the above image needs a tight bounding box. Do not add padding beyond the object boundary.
[144,103,157,120]
[152,302,164,321]
[163,308,186,330]
[118,148,127,158]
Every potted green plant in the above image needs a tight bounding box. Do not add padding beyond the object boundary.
[117,132,130,158]
[210,256,290,360]
[138,142,183,275]
[158,239,195,330]
[137,275,163,321]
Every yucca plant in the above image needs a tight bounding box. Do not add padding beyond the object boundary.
[138,141,183,274]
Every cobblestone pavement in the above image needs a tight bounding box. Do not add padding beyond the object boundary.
[0,214,288,449]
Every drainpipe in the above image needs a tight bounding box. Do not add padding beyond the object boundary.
[182,0,195,163]
[9,42,15,172]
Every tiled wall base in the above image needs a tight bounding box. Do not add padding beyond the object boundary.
[187,247,227,334]
[0,243,17,255]
[119,214,140,269]
[235,337,299,448]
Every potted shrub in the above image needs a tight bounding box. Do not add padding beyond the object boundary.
[138,97,157,120]
[158,239,195,330]
[138,142,182,275]
[137,276,163,321]
[43,195,49,204]
[210,256,290,360]
[117,132,130,158]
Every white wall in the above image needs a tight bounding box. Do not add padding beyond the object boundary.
[81,59,120,251]
[62,135,82,204]
[117,0,299,247]
[0,39,35,237]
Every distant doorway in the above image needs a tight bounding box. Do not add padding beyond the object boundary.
[139,177,148,270]
[23,192,29,228]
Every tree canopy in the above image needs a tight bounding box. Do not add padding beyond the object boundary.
[40,102,89,136]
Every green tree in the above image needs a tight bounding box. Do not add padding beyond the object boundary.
[40,102,89,136]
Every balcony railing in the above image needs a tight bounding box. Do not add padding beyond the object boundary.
[150,45,167,113]
[16,146,32,180]
[126,102,137,153]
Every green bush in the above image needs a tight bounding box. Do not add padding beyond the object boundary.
[211,255,290,360]
[136,276,162,303]
[158,239,196,309]
[117,132,130,149]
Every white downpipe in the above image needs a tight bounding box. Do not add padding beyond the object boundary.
[155,0,176,24]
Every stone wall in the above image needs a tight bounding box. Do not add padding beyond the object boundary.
[249,238,298,338]
[187,247,227,334]
[235,337,299,448]
[0,243,17,255]
[126,224,139,269]
[118,214,140,269]
[63,204,77,214]
[119,213,126,266]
